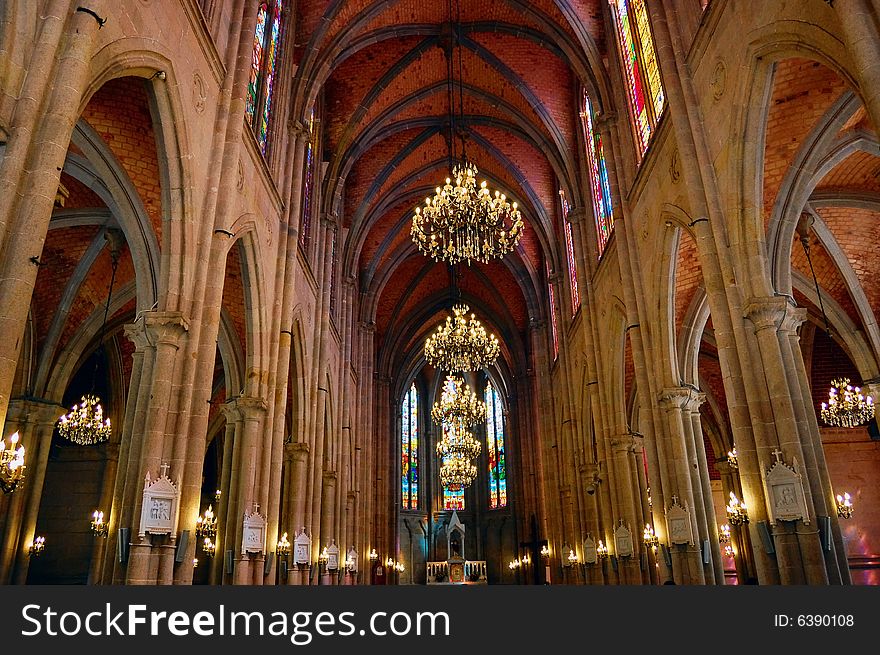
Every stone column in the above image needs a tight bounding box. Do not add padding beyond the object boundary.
[608,434,644,585]
[0,3,106,430]
[833,0,880,131]
[285,441,310,585]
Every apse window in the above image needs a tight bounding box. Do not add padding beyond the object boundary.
[485,382,507,509]
[245,1,284,153]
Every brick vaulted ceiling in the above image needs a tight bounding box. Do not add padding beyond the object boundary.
[294,0,608,374]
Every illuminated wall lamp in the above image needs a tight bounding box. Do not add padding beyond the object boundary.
[836,492,854,519]
[90,510,108,537]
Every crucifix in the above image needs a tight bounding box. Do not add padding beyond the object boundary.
[771,448,784,464]
[159,462,170,478]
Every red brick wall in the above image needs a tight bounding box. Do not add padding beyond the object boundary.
[80,77,163,246]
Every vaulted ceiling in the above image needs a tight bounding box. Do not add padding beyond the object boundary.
[293,0,609,376]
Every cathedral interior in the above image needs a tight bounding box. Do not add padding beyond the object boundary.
[1,0,879,587]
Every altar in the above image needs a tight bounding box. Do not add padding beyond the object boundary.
[425,511,487,585]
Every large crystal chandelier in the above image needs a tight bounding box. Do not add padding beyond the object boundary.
[411,161,524,265]
[436,425,481,461]
[410,0,524,266]
[431,375,486,429]
[58,240,119,445]
[439,452,478,490]
[425,304,499,373]
[0,431,26,493]
[821,377,875,428]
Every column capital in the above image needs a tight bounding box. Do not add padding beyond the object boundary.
[610,433,638,453]
[565,207,588,224]
[320,213,338,230]
[6,398,65,427]
[285,440,311,462]
[125,311,189,350]
[593,111,618,131]
[743,296,792,333]
[289,120,308,139]
[358,320,376,333]
[323,469,338,484]
[222,395,268,421]
[657,385,702,410]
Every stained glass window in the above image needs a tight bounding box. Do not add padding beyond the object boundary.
[548,273,559,360]
[401,384,419,510]
[299,108,316,251]
[485,382,507,509]
[609,0,665,157]
[581,91,615,256]
[246,2,284,153]
[559,190,580,314]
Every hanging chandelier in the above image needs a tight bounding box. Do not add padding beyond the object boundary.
[58,239,120,446]
[821,377,874,428]
[0,431,26,493]
[411,161,524,265]
[439,452,478,490]
[410,0,524,266]
[425,304,500,373]
[431,375,486,429]
[436,425,481,461]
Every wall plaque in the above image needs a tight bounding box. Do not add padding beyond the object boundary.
[763,449,808,524]
[241,504,266,555]
[294,527,311,565]
[615,522,634,557]
[583,536,598,564]
[665,496,694,545]
[139,463,180,538]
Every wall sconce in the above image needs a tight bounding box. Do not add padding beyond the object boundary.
[566,549,578,567]
[369,548,378,562]
[29,536,45,557]
[643,523,659,548]
[91,510,108,537]
[508,558,521,570]
[394,560,405,573]
[320,547,330,567]
[0,430,26,493]
[384,556,393,568]
[214,489,222,503]
[540,544,550,559]
[346,547,358,574]
[201,537,216,557]
[726,491,749,525]
[727,447,738,469]
[723,544,735,558]
[596,540,609,560]
[836,492,854,519]
[719,523,731,543]
[195,505,217,538]
[521,553,531,566]
[193,558,199,568]
[277,532,291,556]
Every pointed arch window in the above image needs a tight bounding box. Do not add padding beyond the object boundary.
[441,424,465,511]
[402,384,419,510]
[609,0,665,157]
[299,108,316,251]
[485,382,508,509]
[559,190,580,314]
[580,91,615,256]
[246,1,284,153]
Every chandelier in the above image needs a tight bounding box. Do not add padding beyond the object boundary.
[425,304,500,373]
[431,375,486,429]
[58,240,120,445]
[436,425,481,461]
[410,0,524,266]
[439,452,477,490]
[820,377,874,428]
[726,491,749,526]
[411,161,524,265]
[195,505,217,539]
[0,430,26,493]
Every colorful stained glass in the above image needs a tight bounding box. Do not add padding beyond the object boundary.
[548,276,559,360]
[402,384,419,510]
[245,4,268,127]
[632,0,664,119]
[560,191,579,314]
[299,108,315,250]
[257,1,283,152]
[486,383,507,509]
[612,0,651,153]
[581,91,615,257]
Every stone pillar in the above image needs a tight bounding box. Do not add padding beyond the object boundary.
[285,442,310,585]
[833,0,880,131]
[657,389,705,584]
[0,3,106,430]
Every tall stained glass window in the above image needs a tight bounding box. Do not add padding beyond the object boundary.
[609,0,665,157]
[246,1,284,153]
[442,426,465,511]
[299,108,316,251]
[559,190,580,314]
[581,91,615,256]
[485,382,508,509]
[402,384,419,510]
